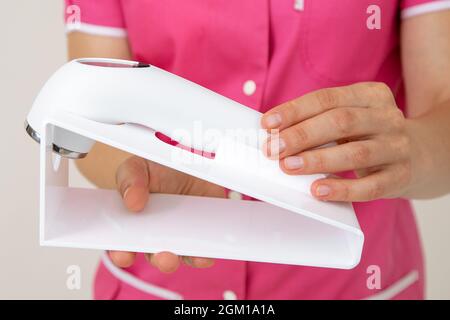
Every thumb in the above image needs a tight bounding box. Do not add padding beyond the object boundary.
[116,156,150,212]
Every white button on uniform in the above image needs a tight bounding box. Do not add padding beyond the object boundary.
[223,290,238,300]
[294,0,304,11]
[243,80,256,96]
[228,190,243,200]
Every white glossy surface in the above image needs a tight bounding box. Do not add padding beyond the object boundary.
[43,188,358,268]
[31,58,363,269]
[40,113,364,269]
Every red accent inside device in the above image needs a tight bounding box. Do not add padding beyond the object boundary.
[155,132,215,159]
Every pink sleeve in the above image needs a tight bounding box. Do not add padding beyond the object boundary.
[64,0,127,36]
[401,0,450,18]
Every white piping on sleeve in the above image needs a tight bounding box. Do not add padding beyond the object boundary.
[101,252,184,300]
[66,22,127,37]
[364,270,420,300]
[401,0,450,19]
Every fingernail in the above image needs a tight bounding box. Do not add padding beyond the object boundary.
[268,138,286,156]
[144,253,153,264]
[265,113,282,128]
[184,256,194,266]
[284,156,304,170]
[316,185,331,197]
[123,187,130,200]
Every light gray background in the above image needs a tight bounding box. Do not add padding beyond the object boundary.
[0,1,449,299]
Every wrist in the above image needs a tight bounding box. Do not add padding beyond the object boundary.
[403,118,435,197]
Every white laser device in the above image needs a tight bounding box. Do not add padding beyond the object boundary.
[25,58,363,269]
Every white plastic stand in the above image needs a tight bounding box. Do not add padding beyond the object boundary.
[40,111,364,269]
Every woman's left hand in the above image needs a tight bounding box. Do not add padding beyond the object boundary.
[261,82,425,202]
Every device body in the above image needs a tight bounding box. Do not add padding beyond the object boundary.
[25,58,364,269]
[27,58,262,157]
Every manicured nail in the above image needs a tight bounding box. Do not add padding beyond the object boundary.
[316,185,331,197]
[284,156,304,170]
[265,113,282,128]
[268,138,286,156]
[123,187,130,200]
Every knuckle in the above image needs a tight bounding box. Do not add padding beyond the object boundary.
[364,82,393,104]
[372,82,393,101]
[282,99,299,118]
[372,81,389,92]
[333,109,356,135]
[292,125,309,144]
[116,156,149,188]
[350,144,371,167]
[315,89,339,110]
[123,155,145,171]
[388,108,405,129]
[339,182,351,201]
[367,180,385,200]
[284,98,299,109]
[310,152,327,172]
[116,157,136,186]
[128,155,142,165]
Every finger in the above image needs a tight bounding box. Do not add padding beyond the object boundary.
[148,251,181,273]
[280,139,404,175]
[261,82,394,130]
[311,164,410,202]
[182,256,215,268]
[264,107,383,158]
[144,253,158,268]
[109,251,136,268]
[116,156,150,212]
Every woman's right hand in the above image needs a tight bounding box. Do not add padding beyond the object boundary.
[109,155,226,273]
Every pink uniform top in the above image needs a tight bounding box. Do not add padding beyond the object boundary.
[65,0,450,300]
